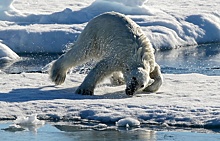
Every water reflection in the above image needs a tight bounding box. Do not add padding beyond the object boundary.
[1,122,157,141]
[54,124,157,141]
[2,124,44,133]
[1,122,220,141]
[156,44,220,75]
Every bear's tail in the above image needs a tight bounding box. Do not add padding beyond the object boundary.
[49,56,67,85]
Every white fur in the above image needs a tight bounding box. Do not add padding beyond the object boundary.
[50,12,162,95]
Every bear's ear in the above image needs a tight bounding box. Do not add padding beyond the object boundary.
[147,78,154,86]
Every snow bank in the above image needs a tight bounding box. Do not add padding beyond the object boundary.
[0,0,219,53]
[0,23,80,53]
[0,73,219,129]
[185,14,220,44]
[82,0,151,16]
[0,42,19,68]
[38,0,152,24]
[0,0,23,18]
[0,42,19,61]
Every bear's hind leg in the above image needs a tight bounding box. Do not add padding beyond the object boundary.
[50,55,68,85]
[75,59,115,95]
[143,64,162,92]
[50,46,90,85]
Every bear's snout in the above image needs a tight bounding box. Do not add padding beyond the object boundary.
[125,77,139,96]
[125,87,135,96]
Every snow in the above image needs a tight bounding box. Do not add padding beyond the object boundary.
[116,118,140,127]
[0,73,219,129]
[2,114,45,132]
[0,42,19,61]
[0,42,19,68]
[0,0,219,53]
[14,114,45,126]
[0,0,220,130]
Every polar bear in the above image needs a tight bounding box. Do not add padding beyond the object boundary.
[50,12,162,96]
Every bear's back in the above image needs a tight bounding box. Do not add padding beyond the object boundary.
[74,12,153,63]
[83,12,143,39]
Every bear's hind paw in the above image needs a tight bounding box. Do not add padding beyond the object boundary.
[51,74,66,85]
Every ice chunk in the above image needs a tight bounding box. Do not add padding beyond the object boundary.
[116,117,140,127]
[0,42,19,62]
[2,124,25,132]
[15,114,45,126]
[0,42,19,68]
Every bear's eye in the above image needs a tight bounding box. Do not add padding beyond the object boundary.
[126,68,130,71]
[140,84,144,88]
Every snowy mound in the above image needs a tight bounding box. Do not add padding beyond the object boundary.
[0,42,19,68]
[116,118,140,127]
[0,0,23,17]
[0,42,19,61]
[83,0,152,16]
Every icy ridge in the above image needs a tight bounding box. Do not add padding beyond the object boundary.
[0,0,219,53]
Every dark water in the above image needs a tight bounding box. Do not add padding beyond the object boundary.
[1,44,220,75]
[1,122,220,141]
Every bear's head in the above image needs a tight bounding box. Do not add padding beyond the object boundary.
[124,67,154,96]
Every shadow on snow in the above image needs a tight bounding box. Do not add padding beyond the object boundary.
[0,85,129,102]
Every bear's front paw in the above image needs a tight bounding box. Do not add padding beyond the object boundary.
[75,88,94,95]
[110,72,125,86]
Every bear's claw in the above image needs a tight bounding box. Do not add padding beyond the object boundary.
[54,74,66,85]
[75,88,94,95]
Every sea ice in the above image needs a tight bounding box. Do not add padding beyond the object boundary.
[0,0,219,131]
